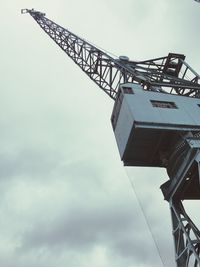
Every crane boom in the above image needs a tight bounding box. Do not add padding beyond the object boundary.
[22,8,200,99]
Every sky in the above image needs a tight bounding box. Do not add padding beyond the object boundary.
[1,0,200,266]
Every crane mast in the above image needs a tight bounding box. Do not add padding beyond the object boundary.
[22,8,200,267]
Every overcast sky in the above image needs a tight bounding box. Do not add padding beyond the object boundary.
[1,0,200,266]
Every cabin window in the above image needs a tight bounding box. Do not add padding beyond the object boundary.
[151,100,177,109]
[122,86,134,94]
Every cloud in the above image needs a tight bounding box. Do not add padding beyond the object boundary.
[0,149,62,181]
[18,196,164,267]
[1,1,199,267]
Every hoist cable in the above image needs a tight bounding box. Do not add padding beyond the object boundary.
[124,168,166,267]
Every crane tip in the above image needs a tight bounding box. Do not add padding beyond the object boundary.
[21,8,46,16]
[21,8,30,14]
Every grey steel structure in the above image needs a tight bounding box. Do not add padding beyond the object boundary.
[22,8,200,266]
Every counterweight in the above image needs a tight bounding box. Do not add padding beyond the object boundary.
[22,8,200,267]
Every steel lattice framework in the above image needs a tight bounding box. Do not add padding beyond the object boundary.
[22,8,200,100]
[22,8,200,267]
[161,134,200,266]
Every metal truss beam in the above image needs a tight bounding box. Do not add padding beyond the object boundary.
[170,199,200,266]
[161,134,200,266]
[22,9,200,100]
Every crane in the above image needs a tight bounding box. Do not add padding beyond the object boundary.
[22,8,200,267]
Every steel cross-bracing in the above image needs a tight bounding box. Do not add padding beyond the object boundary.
[161,133,200,266]
[170,200,200,266]
[22,8,200,100]
[22,8,200,267]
